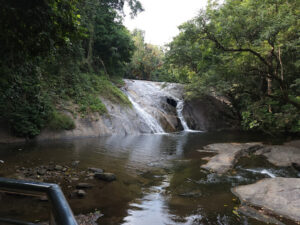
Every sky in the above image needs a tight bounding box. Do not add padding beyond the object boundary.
[124,0,208,46]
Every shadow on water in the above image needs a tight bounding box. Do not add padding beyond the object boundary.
[0,131,298,224]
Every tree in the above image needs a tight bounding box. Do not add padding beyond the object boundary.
[79,0,141,76]
[0,0,142,137]
[126,29,165,80]
[165,0,300,133]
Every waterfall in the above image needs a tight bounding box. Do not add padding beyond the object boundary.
[126,94,165,134]
[123,79,201,134]
[175,99,200,132]
[176,100,190,131]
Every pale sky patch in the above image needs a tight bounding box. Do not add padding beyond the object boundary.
[124,0,208,46]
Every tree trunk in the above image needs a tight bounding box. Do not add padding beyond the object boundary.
[267,77,272,113]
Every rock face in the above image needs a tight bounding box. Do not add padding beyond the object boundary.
[232,178,300,222]
[0,79,241,143]
[123,79,184,133]
[182,96,240,131]
[200,143,262,174]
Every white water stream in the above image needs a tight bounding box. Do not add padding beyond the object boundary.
[175,99,202,132]
[244,168,277,178]
[124,79,200,134]
[126,94,165,134]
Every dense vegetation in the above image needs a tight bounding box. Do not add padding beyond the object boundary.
[0,0,299,138]
[0,0,142,138]
[163,0,300,133]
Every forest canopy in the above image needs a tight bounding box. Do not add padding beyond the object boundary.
[164,0,300,133]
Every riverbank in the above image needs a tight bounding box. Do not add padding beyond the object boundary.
[198,140,300,223]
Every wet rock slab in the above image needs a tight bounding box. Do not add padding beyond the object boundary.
[255,145,300,167]
[237,205,285,225]
[200,143,262,174]
[232,178,300,222]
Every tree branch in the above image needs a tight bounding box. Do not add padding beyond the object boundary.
[203,28,270,67]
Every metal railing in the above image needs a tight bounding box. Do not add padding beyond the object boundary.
[0,177,78,225]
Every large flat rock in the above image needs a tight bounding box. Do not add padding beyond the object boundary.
[200,143,262,174]
[255,145,300,167]
[232,178,300,222]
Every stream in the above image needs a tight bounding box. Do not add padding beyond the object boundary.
[0,131,299,225]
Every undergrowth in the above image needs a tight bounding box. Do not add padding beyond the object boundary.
[48,111,76,130]
[0,61,131,138]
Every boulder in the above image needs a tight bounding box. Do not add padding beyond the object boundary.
[255,145,300,167]
[232,178,300,222]
[200,143,262,174]
[182,96,240,131]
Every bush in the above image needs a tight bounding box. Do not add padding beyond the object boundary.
[48,111,75,130]
[0,63,52,138]
[66,73,131,115]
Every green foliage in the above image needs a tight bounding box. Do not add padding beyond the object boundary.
[0,0,140,138]
[125,29,167,81]
[65,73,130,115]
[80,0,136,77]
[0,0,82,64]
[48,111,75,130]
[242,100,300,133]
[164,0,300,134]
[97,77,132,106]
[0,62,52,138]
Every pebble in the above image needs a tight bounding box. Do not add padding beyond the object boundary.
[88,168,104,173]
[55,165,63,171]
[76,183,94,189]
[94,172,116,182]
[71,161,80,167]
[77,190,86,197]
[37,169,47,176]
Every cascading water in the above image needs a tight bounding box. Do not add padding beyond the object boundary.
[126,94,165,134]
[123,79,201,134]
[173,97,202,132]
[175,100,192,131]
[244,168,277,178]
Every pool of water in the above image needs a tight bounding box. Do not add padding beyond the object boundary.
[0,131,298,225]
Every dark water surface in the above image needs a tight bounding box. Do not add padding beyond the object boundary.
[0,131,298,225]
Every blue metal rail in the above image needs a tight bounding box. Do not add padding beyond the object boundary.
[0,177,78,225]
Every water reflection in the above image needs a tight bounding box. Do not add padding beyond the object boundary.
[0,131,297,225]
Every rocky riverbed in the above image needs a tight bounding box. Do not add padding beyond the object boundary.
[198,141,300,224]
[200,142,300,174]
[12,161,116,199]
[1,133,299,225]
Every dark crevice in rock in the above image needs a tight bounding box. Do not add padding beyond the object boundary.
[166,98,177,107]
